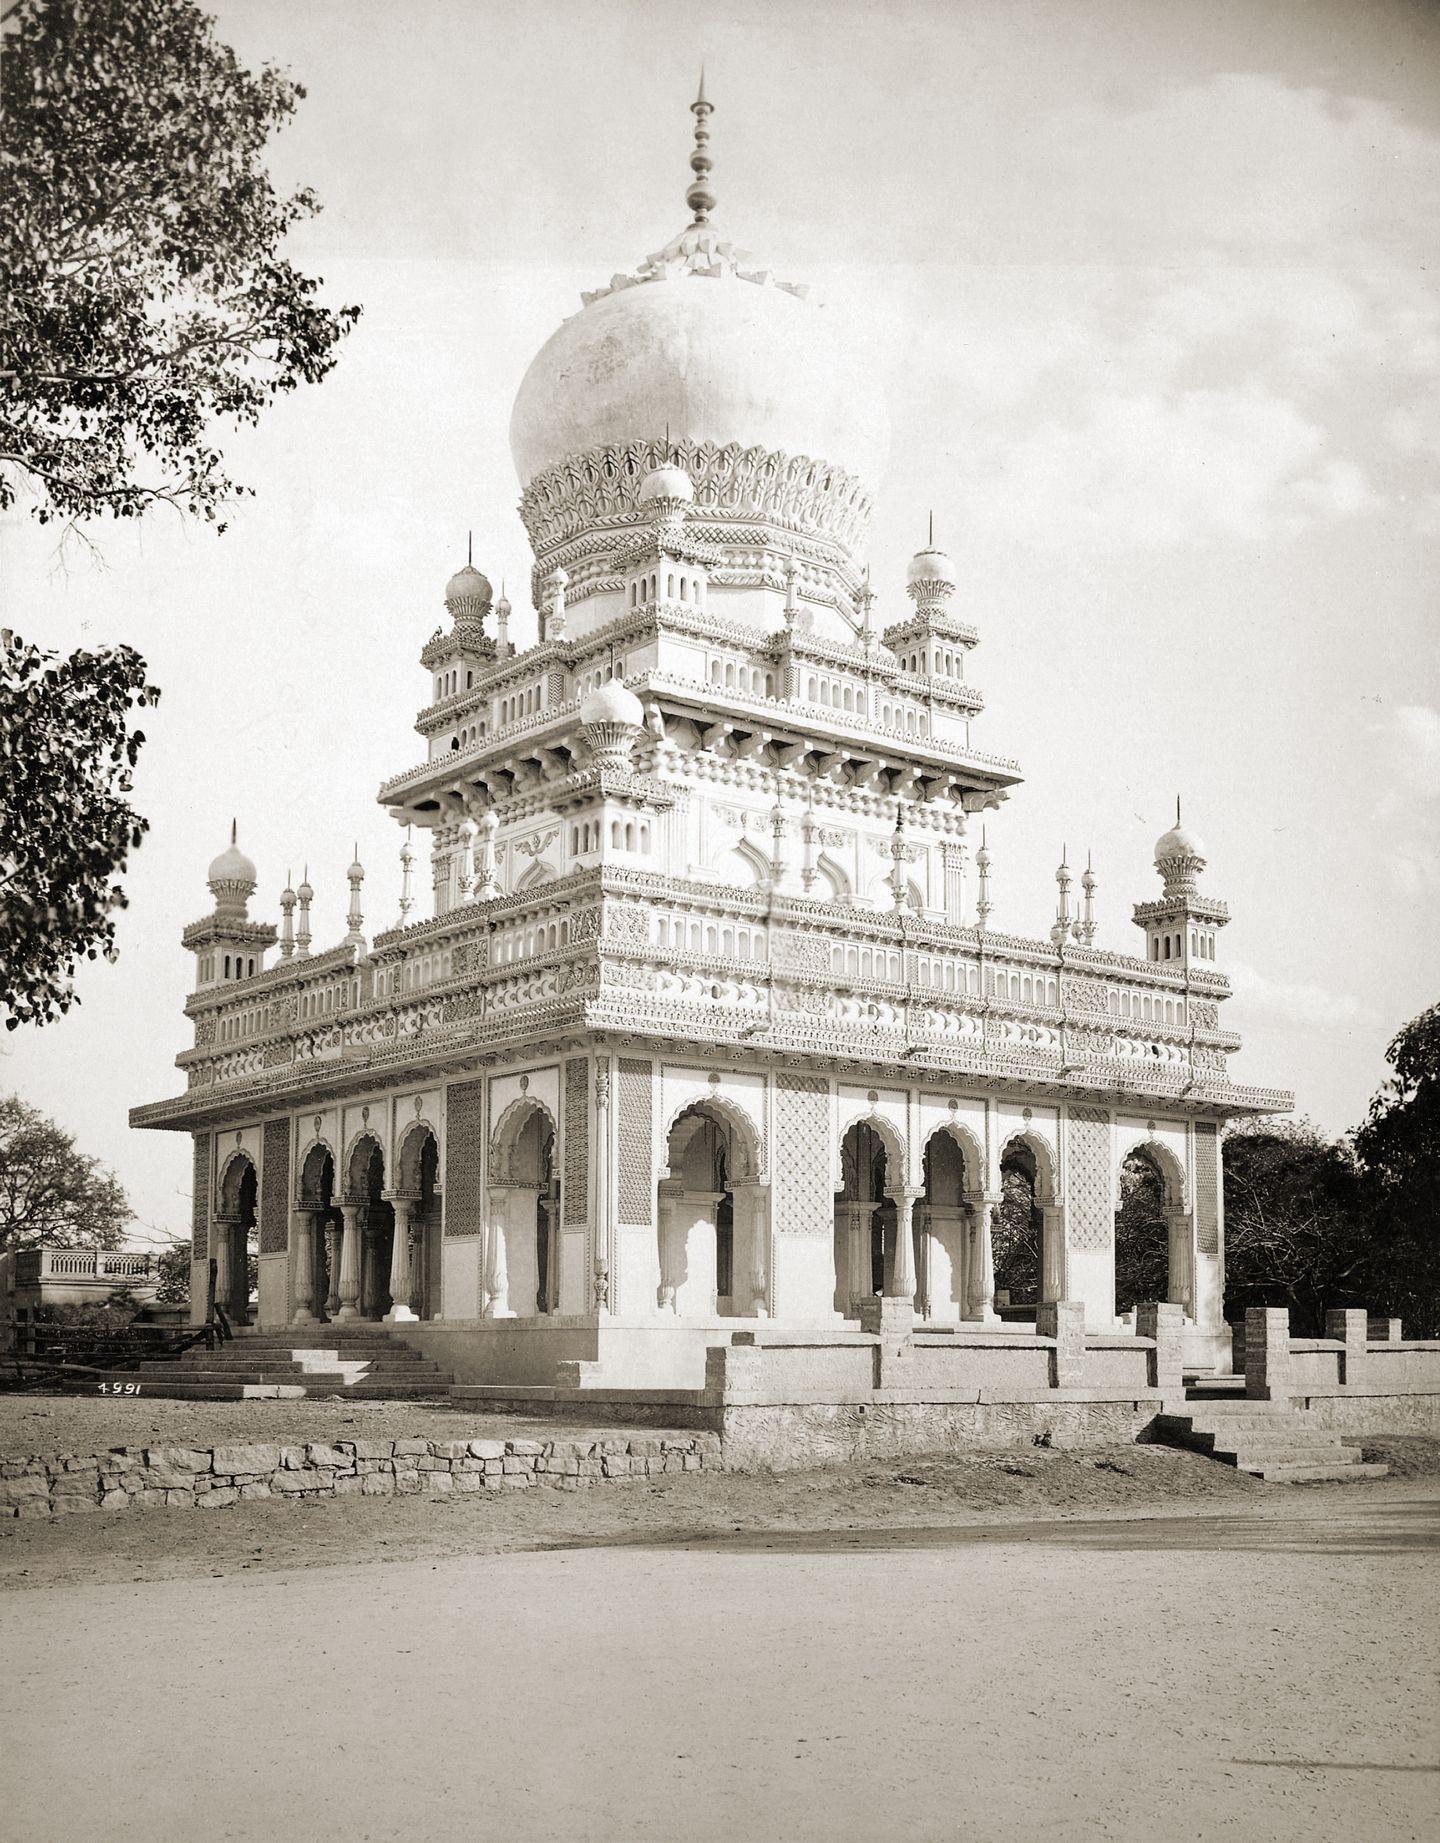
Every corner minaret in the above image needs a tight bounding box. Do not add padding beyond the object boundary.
[181,822,277,989]
[1132,800,1229,969]
[421,538,498,706]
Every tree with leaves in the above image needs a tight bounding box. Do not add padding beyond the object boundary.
[1355,1002,1440,1337]
[1,0,360,527]
[0,1093,132,1252]
[1221,1118,1373,1335]
[154,1240,192,1305]
[1,630,159,1026]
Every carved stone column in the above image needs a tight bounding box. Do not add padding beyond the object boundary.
[386,1196,417,1321]
[1040,1204,1066,1305]
[360,1222,382,1319]
[730,1181,770,1318]
[1164,1208,1194,1316]
[593,1060,611,1313]
[914,1203,933,1319]
[483,1191,509,1317]
[837,1201,869,1315]
[290,1211,316,1326]
[335,1204,362,1320]
[886,1188,924,1303]
[323,1219,340,1319]
[965,1195,1002,1324]
[212,1215,236,1320]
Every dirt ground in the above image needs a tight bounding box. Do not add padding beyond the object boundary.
[1,1487,1436,1843]
[3,1432,1438,1595]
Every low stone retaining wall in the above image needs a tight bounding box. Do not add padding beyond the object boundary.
[0,1432,719,1520]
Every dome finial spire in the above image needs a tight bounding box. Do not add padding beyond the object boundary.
[687,70,715,226]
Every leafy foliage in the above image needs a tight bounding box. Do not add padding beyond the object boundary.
[1221,1119,1372,1334]
[0,1093,131,1252]
[154,1240,192,1305]
[0,0,360,527]
[0,629,159,1027]
[1114,1151,1171,1314]
[1354,1003,1440,1337]
[992,1151,1040,1304]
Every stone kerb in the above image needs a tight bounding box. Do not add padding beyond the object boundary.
[1036,1301,1085,1388]
[1244,1306,1293,1400]
[0,1433,719,1520]
[1325,1308,1369,1389]
[1135,1302,1185,1396]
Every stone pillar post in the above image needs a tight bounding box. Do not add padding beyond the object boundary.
[386,1197,417,1322]
[322,1219,340,1319]
[1036,1300,1085,1387]
[915,1203,932,1319]
[360,1222,382,1319]
[1164,1208,1194,1315]
[966,1195,1001,1324]
[336,1204,362,1321]
[1040,1205,1066,1304]
[483,1191,510,1317]
[839,1202,869,1315]
[657,1191,678,1313]
[886,1188,923,1302]
[729,1182,770,1318]
[212,1216,236,1321]
[593,1060,611,1313]
[1243,1305,1292,1401]
[290,1212,316,1326]
[1136,1300,1185,1396]
[1325,1308,1368,1389]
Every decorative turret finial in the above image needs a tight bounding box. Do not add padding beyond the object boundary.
[1051,845,1073,946]
[279,872,296,960]
[859,564,876,646]
[345,845,365,948]
[296,865,313,958]
[975,826,992,930]
[686,69,715,226]
[1077,850,1098,945]
[398,828,415,928]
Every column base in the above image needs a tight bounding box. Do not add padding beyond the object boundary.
[384,1304,419,1324]
[289,1307,316,1327]
[334,1305,361,1322]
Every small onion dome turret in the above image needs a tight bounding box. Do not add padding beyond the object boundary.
[580,677,645,770]
[638,461,695,507]
[296,872,314,903]
[1154,821,1207,866]
[906,545,957,592]
[445,562,492,616]
[207,839,257,891]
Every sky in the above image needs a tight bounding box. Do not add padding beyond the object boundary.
[4,0,1437,1245]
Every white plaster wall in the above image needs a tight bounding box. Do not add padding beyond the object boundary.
[772,1234,844,1325]
[442,1239,481,1321]
[256,1251,288,1329]
[616,1222,663,1317]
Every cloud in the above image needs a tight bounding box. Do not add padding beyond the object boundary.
[1374,704,1440,894]
[1225,960,1376,1032]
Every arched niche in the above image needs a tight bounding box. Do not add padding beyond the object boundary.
[657,1100,765,1318]
[1114,1137,1190,1319]
[486,1096,558,1316]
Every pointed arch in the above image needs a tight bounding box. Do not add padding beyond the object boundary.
[999,1129,1058,1206]
[659,1096,761,1183]
[834,1106,906,1192]
[216,1147,257,1214]
[713,836,770,889]
[396,1118,440,1197]
[516,858,555,892]
[1114,1129,1187,1209]
[924,1119,987,1195]
[489,1095,558,1185]
[342,1130,384,1202]
[296,1139,335,1208]
[815,852,851,902]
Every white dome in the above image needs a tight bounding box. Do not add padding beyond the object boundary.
[638,462,695,504]
[208,841,256,887]
[1155,823,1207,863]
[445,563,491,606]
[906,546,957,589]
[580,679,645,729]
[510,259,889,491]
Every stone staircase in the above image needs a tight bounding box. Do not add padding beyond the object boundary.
[118,1327,453,1402]
[1156,1397,1388,1484]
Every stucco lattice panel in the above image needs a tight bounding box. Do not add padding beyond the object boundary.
[774,1075,830,1234]
[259,1120,290,1254]
[617,1058,653,1227]
[445,1080,485,1237]
[191,1134,210,1261]
[564,1058,589,1224]
[1066,1105,1113,1252]
[1194,1123,1220,1256]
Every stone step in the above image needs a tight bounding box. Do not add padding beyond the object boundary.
[1155,1413,1306,1437]
[1177,1429,1351,1454]
[1238,1461,1390,1484]
[102,1378,453,1402]
[1214,1445,1355,1469]
[154,1352,442,1372]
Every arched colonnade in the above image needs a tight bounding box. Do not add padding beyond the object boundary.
[288,1122,439,1327]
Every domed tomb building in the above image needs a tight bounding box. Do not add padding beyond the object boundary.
[134,88,1288,1383]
